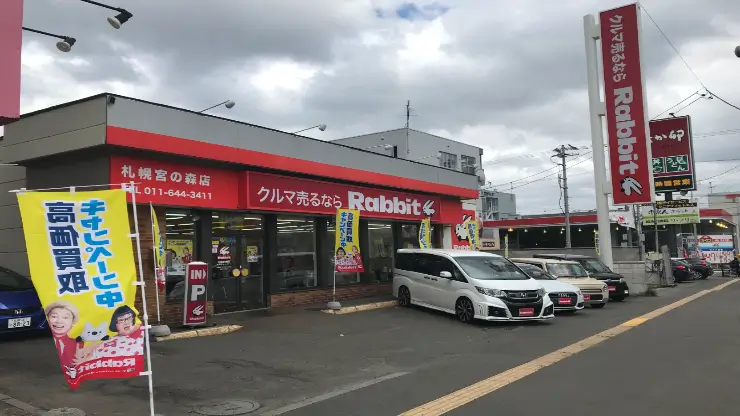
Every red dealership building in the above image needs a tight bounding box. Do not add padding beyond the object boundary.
[0,94,479,325]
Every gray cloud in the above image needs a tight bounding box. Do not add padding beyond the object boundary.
[16,0,740,213]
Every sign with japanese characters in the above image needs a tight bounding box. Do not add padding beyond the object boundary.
[649,115,696,192]
[599,3,655,205]
[418,218,432,249]
[697,235,734,264]
[0,0,23,125]
[334,209,364,273]
[641,199,700,225]
[16,189,143,390]
[110,156,240,209]
[183,262,209,326]
[246,172,441,221]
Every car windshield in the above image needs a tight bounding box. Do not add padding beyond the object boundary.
[515,264,556,280]
[0,269,34,291]
[546,263,588,278]
[581,259,612,273]
[456,256,530,280]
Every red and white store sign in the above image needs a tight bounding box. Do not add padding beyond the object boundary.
[599,3,654,205]
[245,172,442,221]
[110,156,240,209]
[450,209,477,250]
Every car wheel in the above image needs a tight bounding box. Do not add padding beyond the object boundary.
[591,303,606,309]
[611,295,625,302]
[455,297,475,324]
[397,286,411,307]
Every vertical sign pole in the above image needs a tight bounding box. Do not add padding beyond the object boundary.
[127,182,156,416]
[583,14,615,269]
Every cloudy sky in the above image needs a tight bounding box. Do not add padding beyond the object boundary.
[13,0,740,215]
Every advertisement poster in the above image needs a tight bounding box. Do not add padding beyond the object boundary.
[641,199,700,225]
[150,204,166,292]
[246,246,259,263]
[698,235,735,264]
[17,189,144,390]
[451,210,477,250]
[418,218,431,249]
[183,262,209,326]
[166,239,193,276]
[504,235,509,258]
[466,220,480,250]
[334,209,364,273]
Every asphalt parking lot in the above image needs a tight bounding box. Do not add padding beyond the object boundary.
[0,278,729,415]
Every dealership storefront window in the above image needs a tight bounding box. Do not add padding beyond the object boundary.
[164,209,196,302]
[210,213,265,313]
[275,216,317,291]
[365,222,393,282]
[399,222,442,249]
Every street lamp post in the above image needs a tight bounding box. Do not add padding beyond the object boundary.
[198,100,235,113]
[79,0,134,29]
[292,124,327,134]
[22,27,76,52]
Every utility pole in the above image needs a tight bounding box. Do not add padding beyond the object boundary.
[709,181,714,194]
[405,100,411,155]
[554,144,579,248]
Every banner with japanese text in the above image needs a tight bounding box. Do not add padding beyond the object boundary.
[150,203,166,292]
[17,189,144,390]
[334,209,364,272]
[418,218,431,249]
[466,219,480,250]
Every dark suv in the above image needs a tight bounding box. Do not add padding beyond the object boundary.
[532,254,630,301]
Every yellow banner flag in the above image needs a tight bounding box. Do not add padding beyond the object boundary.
[151,203,166,292]
[17,189,143,390]
[419,218,431,248]
[334,209,364,273]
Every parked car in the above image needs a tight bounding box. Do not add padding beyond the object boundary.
[393,249,555,323]
[670,258,693,282]
[510,258,609,308]
[0,266,47,335]
[514,262,585,312]
[683,257,713,279]
[532,253,629,301]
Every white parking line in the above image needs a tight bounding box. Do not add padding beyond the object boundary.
[259,372,409,416]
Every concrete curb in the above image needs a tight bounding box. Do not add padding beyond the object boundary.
[321,300,397,315]
[154,324,243,342]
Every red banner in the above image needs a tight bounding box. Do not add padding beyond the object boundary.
[110,156,240,209]
[450,209,477,250]
[649,115,696,193]
[183,262,208,326]
[0,0,23,125]
[600,3,654,205]
[245,172,442,221]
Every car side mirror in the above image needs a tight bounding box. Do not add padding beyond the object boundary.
[440,271,452,278]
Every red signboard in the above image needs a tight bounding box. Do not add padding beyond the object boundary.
[649,115,696,193]
[450,209,477,250]
[599,3,654,205]
[0,0,23,125]
[245,172,442,221]
[183,262,208,326]
[110,156,240,209]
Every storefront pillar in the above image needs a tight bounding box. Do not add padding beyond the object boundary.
[264,214,277,306]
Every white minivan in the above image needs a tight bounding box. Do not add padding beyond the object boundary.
[393,249,555,323]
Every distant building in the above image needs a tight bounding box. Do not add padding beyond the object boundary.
[477,189,517,221]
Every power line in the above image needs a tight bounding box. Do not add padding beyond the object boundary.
[640,3,707,89]
[697,163,740,183]
[651,89,702,119]
[706,89,740,113]
[511,153,594,191]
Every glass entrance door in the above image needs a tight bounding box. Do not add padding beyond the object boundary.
[211,214,265,313]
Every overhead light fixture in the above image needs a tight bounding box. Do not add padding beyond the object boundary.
[79,0,134,29]
[198,100,236,113]
[22,27,77,53]
[292,124,328,134]
[507,228,513,232]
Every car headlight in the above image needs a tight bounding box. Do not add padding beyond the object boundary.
[475,286,505,297]
[602,285,608,292]
[536,288,546,297]
[619,278,625,283]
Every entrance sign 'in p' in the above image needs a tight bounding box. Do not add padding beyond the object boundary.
[183,262,209,326]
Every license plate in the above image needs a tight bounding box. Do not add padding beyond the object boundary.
[584,295,591,301]
[7,317,31,329]
[558,298,572,305]
[608,286,616,292]
[519,308,535,317]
